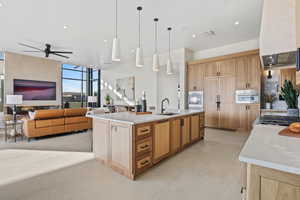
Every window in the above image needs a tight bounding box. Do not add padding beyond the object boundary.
[0,52,4,60]
[62,64,100,108]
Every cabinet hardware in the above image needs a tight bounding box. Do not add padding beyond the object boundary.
[140,129,149,133]
[180,119,184,126]
[140,144,149,149]
[140,160,149,165]
[193,86,197,90]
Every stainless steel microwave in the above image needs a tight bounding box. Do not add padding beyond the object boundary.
[235,90,259,104]
[188,91,203,109]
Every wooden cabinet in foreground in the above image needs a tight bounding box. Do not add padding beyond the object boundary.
[92,112,205,180]
[246,164,300,200]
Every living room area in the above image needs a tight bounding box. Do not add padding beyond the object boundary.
[0,51,102,152]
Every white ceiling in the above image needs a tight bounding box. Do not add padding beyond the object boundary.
[0,0,263,67]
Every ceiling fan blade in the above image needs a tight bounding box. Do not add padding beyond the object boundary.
[23,50,42,52]
[52,53,70,59]
[51,51,73,54]
[18,43,44,51]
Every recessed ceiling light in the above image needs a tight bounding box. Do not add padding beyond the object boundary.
[192,34,197,38]
[0,2,3,7]
[63,25,68,29]
[234,21,240,26]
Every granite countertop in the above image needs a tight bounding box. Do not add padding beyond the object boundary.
[87,109,204,125]
[239,124,300,175]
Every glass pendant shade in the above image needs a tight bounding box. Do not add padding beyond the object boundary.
[112,37,121,61]
[152,53,159,72]
[136,47,144,67]
[166,57,173,75]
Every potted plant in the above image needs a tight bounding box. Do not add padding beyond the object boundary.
[264,94,276,109]
[280,80,299,116]
[105,94,111,105]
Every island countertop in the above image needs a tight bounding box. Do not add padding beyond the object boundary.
[239,124,300,175]
[87,109,204,125]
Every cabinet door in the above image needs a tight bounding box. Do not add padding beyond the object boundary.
[181,117,191,147]
[191,115,200,141]
[170,119,181,153]
[281,68,296,88]
[204,62,218,77]
[261,177,300,200]
[248,104,260,130]
[236,105,248,131]
[236,56,248,89]
[188,64,205,91]
[247,55,261,90]
[110,122,132,172]
[204,77,219,128]
[219,76,236,129]
[153,121,170,163]
[218,59,236,77]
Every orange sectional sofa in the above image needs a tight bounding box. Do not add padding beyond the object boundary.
[23,108,92,139]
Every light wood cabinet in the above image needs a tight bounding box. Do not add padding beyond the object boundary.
[188,50,261,130]
[237,104,260,130]
[281,68,296,88]
[110,122,132,173]
[153,121,170,163]
[246,164,300,200]
[247,55,261,90]
[191,115,200,142]
[181,117,191,147]
[170,119,181,153]
[187,63,205,91]
[218,59,236,77]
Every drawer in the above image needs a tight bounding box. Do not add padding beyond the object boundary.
[136,137,152,155]
[136,154,152,171]
[136,125,152,139]
[199,115,205,127]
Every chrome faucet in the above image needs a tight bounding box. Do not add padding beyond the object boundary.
[161,98,170,113]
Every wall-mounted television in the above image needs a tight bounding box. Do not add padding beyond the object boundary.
[14,79,56,101]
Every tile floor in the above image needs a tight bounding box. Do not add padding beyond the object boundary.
[0,128,249,200]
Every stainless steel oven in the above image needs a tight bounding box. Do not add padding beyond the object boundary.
[188,91,203,109]
[235,90,259,104]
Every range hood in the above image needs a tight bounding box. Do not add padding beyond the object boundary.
[259,0,297,67]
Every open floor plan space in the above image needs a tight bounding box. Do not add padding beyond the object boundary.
[0,129,249,200]
[1,0,300,199]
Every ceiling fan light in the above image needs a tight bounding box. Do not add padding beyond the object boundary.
[112,37,121,61]
[152,53,160,72]
[166,57,173,75]
[136,47,144,67]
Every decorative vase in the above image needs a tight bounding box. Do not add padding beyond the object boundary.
[287,109,299,117]
[266,103,271,110]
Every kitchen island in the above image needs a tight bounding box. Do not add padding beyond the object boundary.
[239,124,300,200]
[87,110,205,179]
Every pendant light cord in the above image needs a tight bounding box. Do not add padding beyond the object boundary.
[155,20,157,53]
[115,0,118,38]
[168,28,171,57]
[139,10,141,48]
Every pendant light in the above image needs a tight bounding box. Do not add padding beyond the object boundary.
[166,27,174,75]
[112,0,121,61]
[136,6,144,67]
[152,18,160,72]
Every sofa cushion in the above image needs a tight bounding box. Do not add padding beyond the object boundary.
[34,109,65,120]
[64,108,87,117]
[35,118,65,128]
[65,116,88,125]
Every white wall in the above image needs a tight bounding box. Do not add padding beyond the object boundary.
[101,48,189,111]
[4,52,62,106]
[260,0,296,55]
[193,39,259,60]
[297,0,300,47]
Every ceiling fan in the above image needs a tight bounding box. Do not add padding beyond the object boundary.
[19,43,73,59]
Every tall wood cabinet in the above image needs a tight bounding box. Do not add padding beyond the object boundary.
[188,50,261,131]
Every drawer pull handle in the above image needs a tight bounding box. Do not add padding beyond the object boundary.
[140,144,149,149]
[140,129,149,133]
[140,160,149,166]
